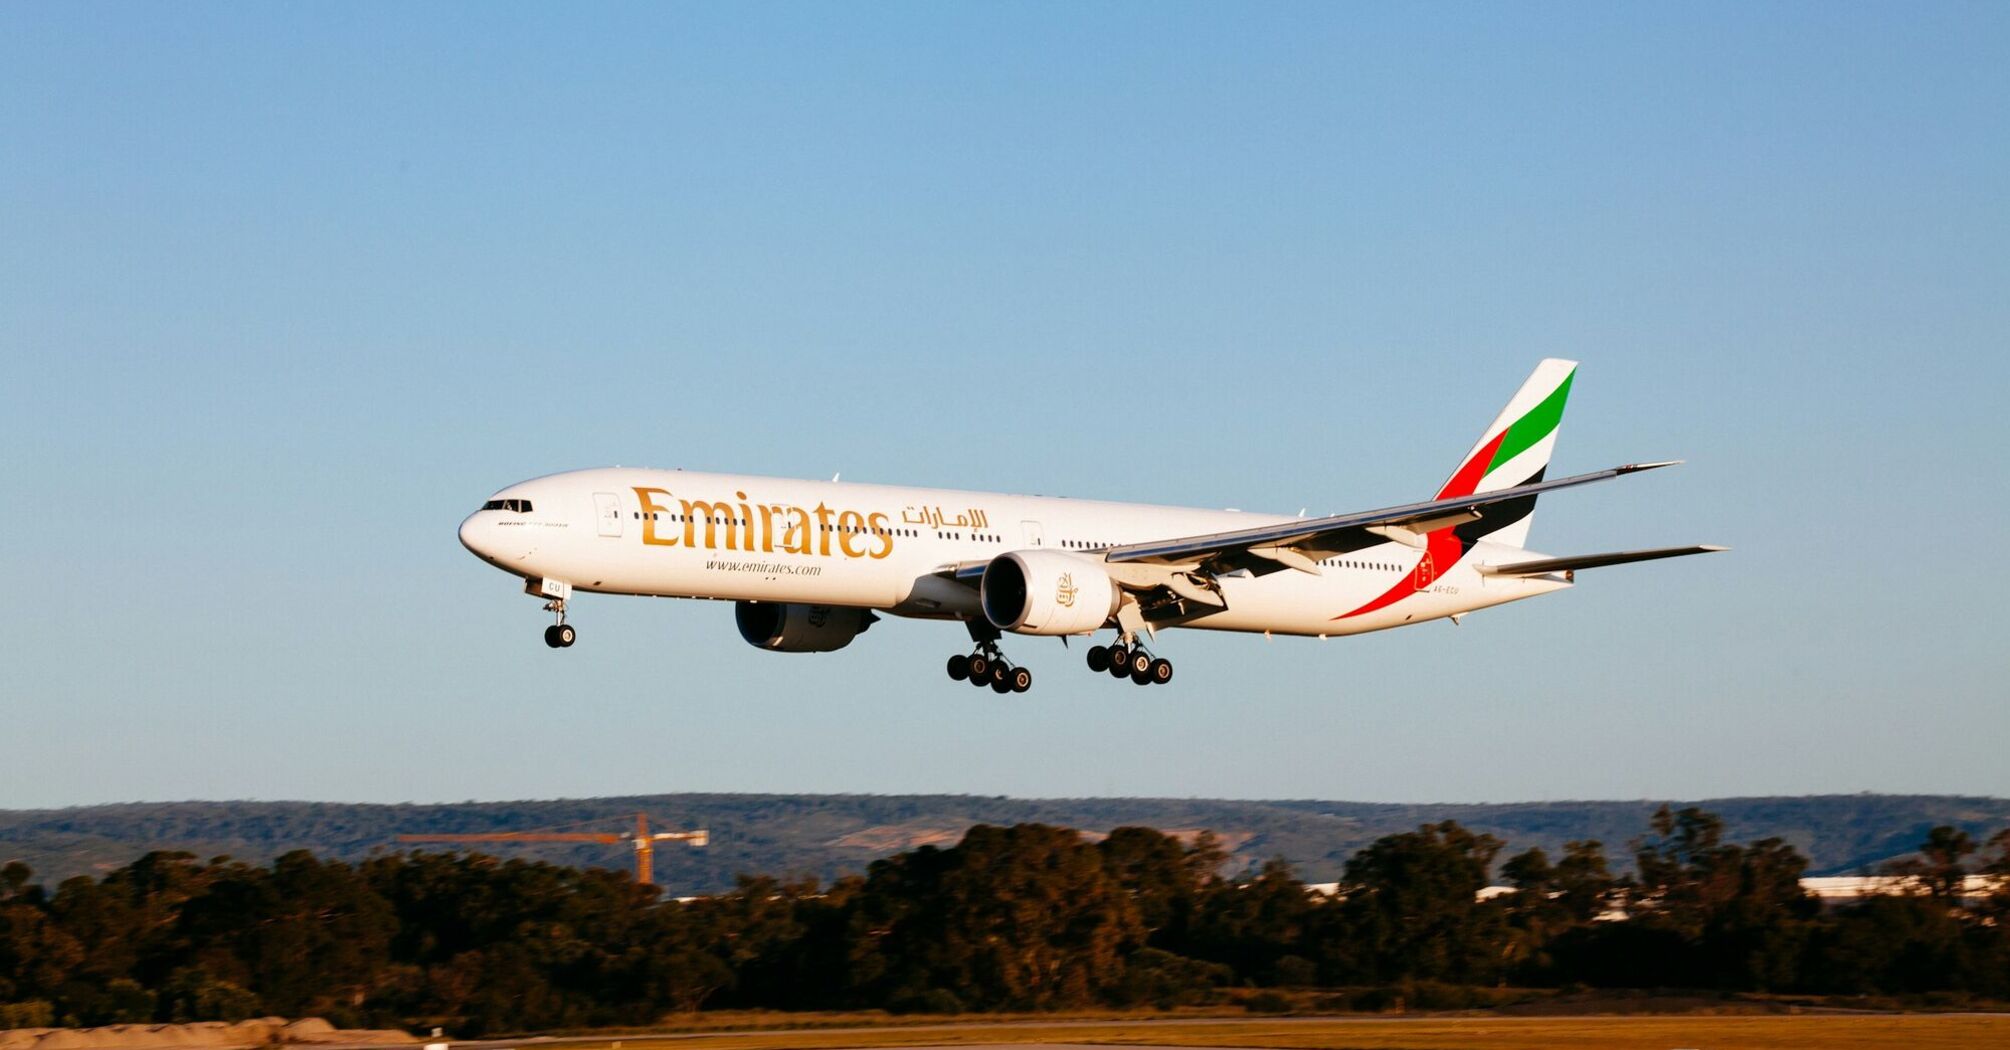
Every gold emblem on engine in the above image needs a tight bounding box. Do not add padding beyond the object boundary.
[1055,572,1078,608]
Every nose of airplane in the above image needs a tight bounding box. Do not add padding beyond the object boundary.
[458,513,492,560]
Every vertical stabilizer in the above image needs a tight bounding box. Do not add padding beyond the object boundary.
[1435,359,1576,549]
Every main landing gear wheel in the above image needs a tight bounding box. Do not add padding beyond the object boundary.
[950,648,1031,693]
[1106,643,1131,678]
[1099,635,1173,686]
[951,619,1031,693]
[1126,648,1152,678]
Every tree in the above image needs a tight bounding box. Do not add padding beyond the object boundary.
[1885,825,1977,902]
[1498,840,1614,980]
[850,824,1143,1010]
[1187,857,1316,985]
[1327,821,1504,985]
[1620,806,1817,990]
[0,892,84,1005]
[1096,826,1222,952]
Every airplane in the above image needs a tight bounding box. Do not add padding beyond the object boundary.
[458,360,1722,691]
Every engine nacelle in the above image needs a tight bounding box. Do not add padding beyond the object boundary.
[980,550,1122,635]
[734,601,876,653]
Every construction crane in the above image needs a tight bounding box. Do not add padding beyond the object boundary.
[396,812,707,886]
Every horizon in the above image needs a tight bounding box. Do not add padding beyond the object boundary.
[8,788,2006,814]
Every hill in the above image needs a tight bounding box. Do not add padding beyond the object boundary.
[4,793,2006,893]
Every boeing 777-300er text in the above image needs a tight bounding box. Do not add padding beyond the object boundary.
[459,360,1722,691]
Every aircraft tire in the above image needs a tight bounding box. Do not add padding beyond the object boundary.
[544,625,564,648]
[947,654,969,680]
[1126,650,1152,677]
[967,653,989,679]
[1130,666,1153,686]
[555,624,577,647]
[1086,645,1110,673]
[990,674,1013,694]
[1010,667,1033,693]
[1150,658,1173,684]
[1107,644,1130,677]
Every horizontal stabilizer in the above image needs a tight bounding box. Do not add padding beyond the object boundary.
[1476,545,1727,577]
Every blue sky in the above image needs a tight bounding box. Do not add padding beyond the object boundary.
[3,3,2005,809]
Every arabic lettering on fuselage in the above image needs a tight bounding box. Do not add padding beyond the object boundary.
[898,505,990,530]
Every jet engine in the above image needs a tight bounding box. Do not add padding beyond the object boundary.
[980,550,1122,635]
[734,601,877,653]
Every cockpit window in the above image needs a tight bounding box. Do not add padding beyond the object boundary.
[481,499,533,513]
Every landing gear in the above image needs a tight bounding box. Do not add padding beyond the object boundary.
[542,598,576,648]
[947,621,1031,693]
[1088,636,1172,686]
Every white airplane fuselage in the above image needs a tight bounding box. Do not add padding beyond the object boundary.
[458,467,1567,639]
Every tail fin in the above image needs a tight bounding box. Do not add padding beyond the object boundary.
[1436,358,1577,549]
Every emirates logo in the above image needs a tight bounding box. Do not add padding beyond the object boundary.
[1055,572,1078,608]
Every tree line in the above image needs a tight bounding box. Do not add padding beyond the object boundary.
[4,808,2008,1034]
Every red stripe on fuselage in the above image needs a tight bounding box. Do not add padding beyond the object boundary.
[1336,430,1505,621]
[1334,528,1464,620]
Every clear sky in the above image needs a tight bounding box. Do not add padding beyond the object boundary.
[3,3,2005,810]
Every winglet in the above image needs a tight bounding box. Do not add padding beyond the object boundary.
[1617,459,1683,473]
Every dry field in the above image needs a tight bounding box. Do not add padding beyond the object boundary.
[521,1014,2010,1050]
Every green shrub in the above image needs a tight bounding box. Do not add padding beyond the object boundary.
[1243,990,1293,1013]
[0,1001,55,1029]
[886,988,964,1015]
[1113,948,1232,1008]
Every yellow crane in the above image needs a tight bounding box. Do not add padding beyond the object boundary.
[396,812,707,886]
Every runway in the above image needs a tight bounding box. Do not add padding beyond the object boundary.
[375,1011,2010,1050]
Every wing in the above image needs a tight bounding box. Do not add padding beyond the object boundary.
[1475,545,1727,577]
[1103,461,1683,574]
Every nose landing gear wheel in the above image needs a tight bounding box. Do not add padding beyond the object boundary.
[540,596,575,649]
